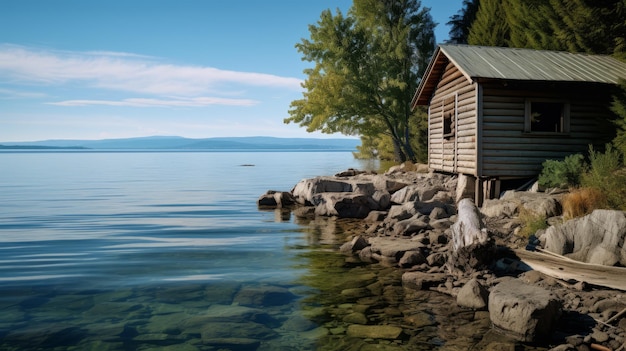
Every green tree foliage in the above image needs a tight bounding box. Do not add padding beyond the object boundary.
[447,0,479,44]
[538,153,586,188]
[466,0,509,46]
[286,0,436,162]
[466,0,626,58]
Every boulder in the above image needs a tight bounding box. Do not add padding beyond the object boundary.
[398,250,427,268]
[489,279,562,342]
[340,235,370,254]
[346,325,403,339]
[447,198,496,273]
[481,191,562,219]
[257,190,296,208]
[541,209,626,265]
[233,285,297,307]
[390,183,444,204]
[456,278,489,310]
[291,176,354,205]
[392,217,430,236]
[313,193,378,218]
[368,237,425,261]
[402,271,447,290]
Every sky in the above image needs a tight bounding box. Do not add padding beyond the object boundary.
[0,0,464,142]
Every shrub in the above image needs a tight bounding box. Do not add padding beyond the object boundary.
[517,207,549,238]
[562,187,607,220]
[538,153,586,188]
[581,144,626,210]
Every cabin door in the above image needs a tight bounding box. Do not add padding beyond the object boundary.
[441,93,458,172]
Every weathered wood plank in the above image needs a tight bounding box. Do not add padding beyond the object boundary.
[514,249,626,291]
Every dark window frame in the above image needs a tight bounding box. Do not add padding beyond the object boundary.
[524,99,570,134]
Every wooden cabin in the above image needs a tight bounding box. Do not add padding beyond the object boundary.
[412,44,626,203]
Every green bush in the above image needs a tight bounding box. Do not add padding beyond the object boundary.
[581,144,626,210]
[538,153,586,188]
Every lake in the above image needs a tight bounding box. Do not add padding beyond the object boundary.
[0,150,381,350]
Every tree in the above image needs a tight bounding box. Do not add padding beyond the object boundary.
[285,0,436,162]
[467,0,509,46]
[447,0,479,44]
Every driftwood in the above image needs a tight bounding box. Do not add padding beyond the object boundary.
[514,248,626,291]
[447,198,496,273]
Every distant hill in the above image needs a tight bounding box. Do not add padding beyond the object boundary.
[0,136,361,151]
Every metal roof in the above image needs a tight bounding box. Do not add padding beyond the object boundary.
[412,44,626,106]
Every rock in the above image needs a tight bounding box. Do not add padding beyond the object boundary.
[313,193,378,218]
[398,250,426,268]
[372,190,391,210]
[402,271,447,290]
[489,279,562,342]
[541,209,626,266]
[392,217,430,236]
[233,285,297,307]
[364,210,387,222]
[291,177,357,205]
[481,199,520,218]
[403,311,435,328]
[340,235,370,254]
[343,312,368,325]
[257,190,296,208]
[368,237,425,262]
[371,175,409,193]
[447,198,496,273]
[346,325,403,339]
[390,184,440,204]
[457,278,489,310]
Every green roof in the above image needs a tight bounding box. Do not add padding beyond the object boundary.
[413,44,626,106]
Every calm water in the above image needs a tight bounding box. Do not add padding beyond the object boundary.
[0,150,377,350]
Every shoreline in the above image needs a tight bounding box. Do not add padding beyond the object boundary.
[259,165,626,350]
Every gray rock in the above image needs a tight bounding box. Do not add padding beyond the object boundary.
[291,176,354,205]
[369,237,425,260]
[398,250,426,268]
[542,209,626,266]
[489,279,562,342]
[257,190,296,208]
[313,193,377,218]
[457,278,489,310]
[346,325,403,339]
[402,271,447,290]
[364,210,387,222]
[340,235,370,254]
[392,217,430,236]
[233,285,297,307]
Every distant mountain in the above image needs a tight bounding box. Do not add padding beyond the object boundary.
[0,136,361,151]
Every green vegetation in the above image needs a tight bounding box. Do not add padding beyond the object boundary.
[538,145,626,213]
[465,0,626,57]
[517,208,549,238]
[286,0,435,162]
[537,153,585,188]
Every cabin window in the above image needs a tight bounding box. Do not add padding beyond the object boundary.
[442,95,456,140]
[525,100,570,133]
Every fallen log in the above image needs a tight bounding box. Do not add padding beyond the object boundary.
[514,248,626,291]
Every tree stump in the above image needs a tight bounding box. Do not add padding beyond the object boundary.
[446,198,496,273]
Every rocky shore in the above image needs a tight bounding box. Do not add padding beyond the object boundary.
[259,164,626,351]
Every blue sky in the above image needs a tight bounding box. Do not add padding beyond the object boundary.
[0,0,463,142]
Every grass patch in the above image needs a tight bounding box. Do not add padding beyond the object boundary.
[562,187,607,220]
[517,207,549,238]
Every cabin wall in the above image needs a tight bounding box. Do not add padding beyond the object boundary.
[479,80,615,178]
[428,62,478,175]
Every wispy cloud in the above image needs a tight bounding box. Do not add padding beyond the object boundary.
[0,87,48,99]
[48,96,259,107]
[0,44,303,97]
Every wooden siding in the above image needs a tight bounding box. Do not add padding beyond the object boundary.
[479,80,615,178]
[428,62,478,175]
